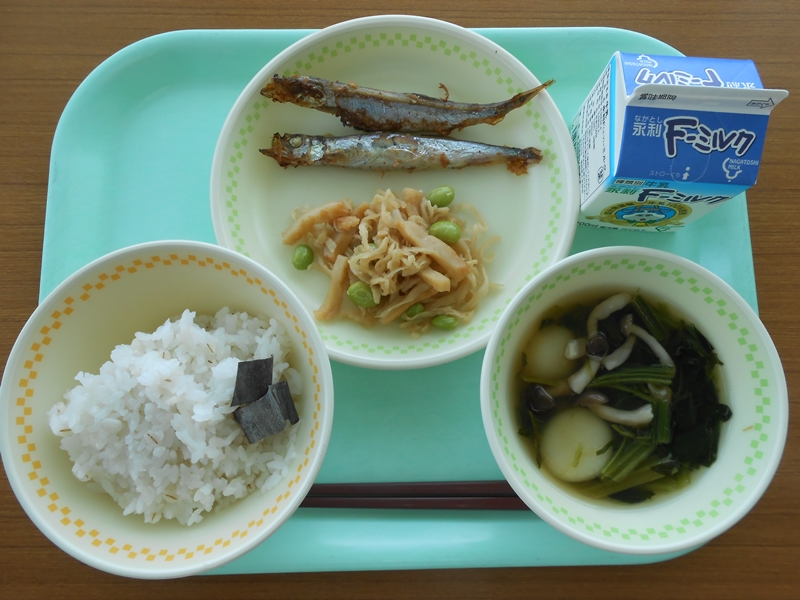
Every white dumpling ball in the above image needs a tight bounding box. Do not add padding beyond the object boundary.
[540,407,614,482]
[522,324,578,382]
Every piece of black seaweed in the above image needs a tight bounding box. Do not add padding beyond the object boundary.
[608,487,655,504]
[232,367,299,443]
[664,323,729,468]
[268,380,299,425]
[233,393,286,443]
[231,356,273,406]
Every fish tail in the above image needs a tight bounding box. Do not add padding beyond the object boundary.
[505,146,543,175]
[471,79,556,129]
[508,79,555,108]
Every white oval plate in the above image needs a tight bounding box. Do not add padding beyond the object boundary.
[211,15,579,369]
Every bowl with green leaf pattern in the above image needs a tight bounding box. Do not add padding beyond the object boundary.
[210,14,579,369]
[480,246,788,554]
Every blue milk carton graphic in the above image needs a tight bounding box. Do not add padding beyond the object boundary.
[570,52,787,231]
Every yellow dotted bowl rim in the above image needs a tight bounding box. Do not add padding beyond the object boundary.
[0,240,334,578]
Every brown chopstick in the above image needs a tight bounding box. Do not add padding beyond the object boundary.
[307,480,517,498]
[300,495,529,511]
[300,480,530,511]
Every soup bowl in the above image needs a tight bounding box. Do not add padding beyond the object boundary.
[480,246,788,554]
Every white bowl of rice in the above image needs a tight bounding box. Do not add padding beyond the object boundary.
[0,240,334,578]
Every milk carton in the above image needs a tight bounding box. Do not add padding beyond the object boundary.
[570,52,787,231]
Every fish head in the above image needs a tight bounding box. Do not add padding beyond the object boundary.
[260,134,319,167]
[261,74,327,109]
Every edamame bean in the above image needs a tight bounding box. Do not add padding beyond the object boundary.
[404,302,425,319]
[428,220,462,244]
[426,185,455,207]
[432,314,459,330]
[292,244,314,270]
[347,281,378,308]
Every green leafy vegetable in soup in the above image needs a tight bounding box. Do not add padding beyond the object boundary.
[516,291,732,504]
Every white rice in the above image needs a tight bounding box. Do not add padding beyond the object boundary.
[47,308,302,526]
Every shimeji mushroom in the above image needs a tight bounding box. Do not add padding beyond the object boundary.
[587,292,633,336]
[566,293,634,395]
[588,403,654,427]
[619,313,675,400]
[585,331,610,359]
[567,356,601,394]
[576,390,654,427]
[602,333,637,370]
[619,314,674,369]
[522,384,557,415]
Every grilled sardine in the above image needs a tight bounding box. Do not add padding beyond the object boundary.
[260,133,542,175]
[261,75,555,135]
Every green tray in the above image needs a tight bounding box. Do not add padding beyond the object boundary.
[42,27,756,573]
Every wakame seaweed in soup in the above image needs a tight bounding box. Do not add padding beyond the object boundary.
[515,290,732,504]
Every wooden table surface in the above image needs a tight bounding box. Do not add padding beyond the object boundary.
[1,1,797,597]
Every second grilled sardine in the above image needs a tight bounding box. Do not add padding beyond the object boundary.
[261,75,555,135]
[260,133,542,175]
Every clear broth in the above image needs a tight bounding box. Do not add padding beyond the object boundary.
[513,286,727,506]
